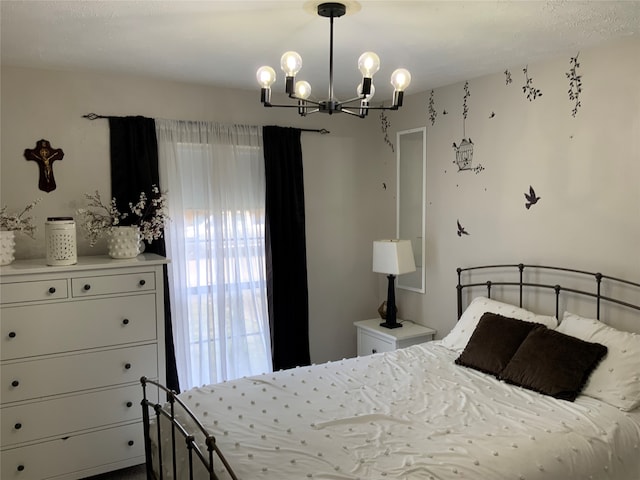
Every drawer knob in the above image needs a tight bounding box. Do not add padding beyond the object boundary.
[138,279,146,286]
[14,422,22,430]
[124,363,132,370]
[126,401,133,408]
[128,440,135,446]
[83,284,91,291]
[122,318,130,325]
[17,465,25,472]
[8,331,17,339]
[48,287,56,294]
[11,380,19,387]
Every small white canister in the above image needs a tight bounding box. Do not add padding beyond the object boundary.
[46,217,77,266]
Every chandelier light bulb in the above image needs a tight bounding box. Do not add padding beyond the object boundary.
[357,82,375,100]
[280,51,303,76]
[390,68,412,91]
[256,66,276,88]
[295,81,312,99]
[358,52,380,78]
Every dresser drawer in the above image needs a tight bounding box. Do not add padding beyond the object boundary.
[71,271,155,297]
[1,384,152,447]
[359,329,394,356]
[1,422,144,479]
[2,344,157,404]
[2,294,157,361]
[0,279,68,304]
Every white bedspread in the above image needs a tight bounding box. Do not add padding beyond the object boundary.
[160,342,640,479]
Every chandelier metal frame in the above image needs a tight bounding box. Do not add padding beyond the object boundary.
[257,2,411,118]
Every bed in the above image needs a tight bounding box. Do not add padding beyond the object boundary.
[141,263,640,479]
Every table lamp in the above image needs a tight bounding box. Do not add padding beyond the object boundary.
[372,239,416,328]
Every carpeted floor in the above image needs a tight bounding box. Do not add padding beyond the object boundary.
[83,464,146,479]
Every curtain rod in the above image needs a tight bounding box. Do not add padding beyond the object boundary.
[300,128,330,134]
[82,113,330,134]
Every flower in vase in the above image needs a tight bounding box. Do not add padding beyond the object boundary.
[77,185,169,247]
[0,198,42,238]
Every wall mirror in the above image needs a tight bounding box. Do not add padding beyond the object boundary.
[397,127,426,293]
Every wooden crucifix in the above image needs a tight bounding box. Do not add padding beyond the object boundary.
[24,139,64,192]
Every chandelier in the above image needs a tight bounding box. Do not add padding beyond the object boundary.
[256,2,411,118]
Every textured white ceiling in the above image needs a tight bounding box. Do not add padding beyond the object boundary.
[2,1,639,101]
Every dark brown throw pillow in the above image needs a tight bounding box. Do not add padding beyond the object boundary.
[455,313,544,377]
[499,328,608,401]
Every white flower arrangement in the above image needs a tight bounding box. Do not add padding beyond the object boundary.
[0,198,42,238]
[77,185,169,247]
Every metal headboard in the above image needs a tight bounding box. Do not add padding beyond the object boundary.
[456,263,640,321]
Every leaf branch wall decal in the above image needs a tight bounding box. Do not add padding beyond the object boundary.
[379,111,394,153]
[566,53,582,117]
[428,90,437,126]
[522,66,543,101]
[505,69,513,85]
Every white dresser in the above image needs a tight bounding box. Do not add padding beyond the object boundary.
[0,254,168,479]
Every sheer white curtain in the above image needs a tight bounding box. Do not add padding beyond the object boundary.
[156,120,272,389]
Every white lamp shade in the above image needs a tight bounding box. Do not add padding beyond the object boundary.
[372,239,416,275]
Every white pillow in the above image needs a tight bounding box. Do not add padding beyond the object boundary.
[441,296,557,352]
[557,311,640,411]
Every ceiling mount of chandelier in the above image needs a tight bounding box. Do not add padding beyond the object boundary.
[256,2,411,118]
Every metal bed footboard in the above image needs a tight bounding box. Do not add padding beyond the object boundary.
[140,376,238,480]
[456,263,640,320]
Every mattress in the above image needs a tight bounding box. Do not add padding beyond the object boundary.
[156,341,640,479]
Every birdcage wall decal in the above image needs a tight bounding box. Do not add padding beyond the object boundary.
[454,138,474,171]
[451,81,482,173]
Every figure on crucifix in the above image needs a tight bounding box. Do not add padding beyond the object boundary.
[24,139,64,192]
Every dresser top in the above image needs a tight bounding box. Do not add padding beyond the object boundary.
[0,253,168,277]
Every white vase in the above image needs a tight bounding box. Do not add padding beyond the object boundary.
[107,226,142,259]
[0,230,16,265]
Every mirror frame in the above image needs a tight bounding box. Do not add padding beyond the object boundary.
[396,127,426,293]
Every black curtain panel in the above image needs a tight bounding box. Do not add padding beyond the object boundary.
[263,126,311,370]
[108,115,180,392]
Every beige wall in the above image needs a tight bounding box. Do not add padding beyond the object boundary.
[0,67,392,363]
[2,37,638,365]
[388,37,640,339]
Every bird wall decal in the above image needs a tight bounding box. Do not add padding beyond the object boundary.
[457,220,470,237]
[524,186,541,209]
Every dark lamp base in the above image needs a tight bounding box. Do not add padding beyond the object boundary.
[379,274,402,329]
[379,321,403,329]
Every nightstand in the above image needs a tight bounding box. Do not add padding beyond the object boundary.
[354,319,436,356]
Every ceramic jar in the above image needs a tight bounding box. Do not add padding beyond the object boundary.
[45,217,77,266]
